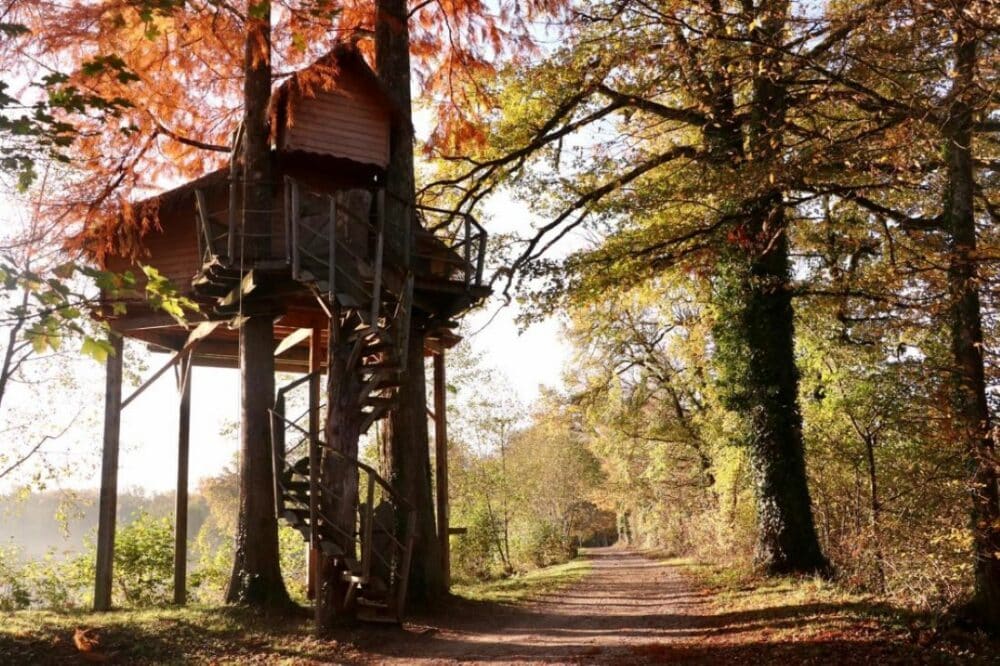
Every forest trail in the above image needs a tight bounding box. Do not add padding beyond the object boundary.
[352,548,970,665]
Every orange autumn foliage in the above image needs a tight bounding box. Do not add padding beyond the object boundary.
[2,0,566,261]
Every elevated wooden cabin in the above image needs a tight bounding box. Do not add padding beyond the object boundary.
[97,45,488,369]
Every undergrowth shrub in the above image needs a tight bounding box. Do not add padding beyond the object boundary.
[519,521,575,568]
[111,511,173,606]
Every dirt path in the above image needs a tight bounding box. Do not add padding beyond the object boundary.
[350,548,983,665]
[359,548,710,664]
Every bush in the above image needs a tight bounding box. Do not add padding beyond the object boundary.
[0,545,31,610]
[520,521,575,568]
[0,544,92,610]
[452,506,503,582]
[279,524,308,602]
[112,511,174,606]
[189,526,233,603]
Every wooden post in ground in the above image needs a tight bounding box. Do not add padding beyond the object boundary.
[173,353,192,605]
[94,334,124,611]
[433,351,450,589]
[307,325,323,599]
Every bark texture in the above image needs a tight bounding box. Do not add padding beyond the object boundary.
[375,0,446,604]
[943,21,1000,632]
[382,330,445,605]
[317,306,363,633]
[225,0,290,608]
[227,316,290,606]
[376,0,415,266]
[710,1,827,575]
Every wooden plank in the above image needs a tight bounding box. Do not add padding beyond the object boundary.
[433,351,451,589]
[328,197,336,298]
[173,353,192,605]
[274,327,312,357]
[370,190,385,324]
[291,181,301,280]
[121,322,220,409]
[94,334,124,611]
[307,326,322,599]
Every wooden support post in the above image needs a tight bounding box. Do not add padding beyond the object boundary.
[307,325,323,599]
[94,334,123,611]
[433,351,450,588]
[173,354,192,605]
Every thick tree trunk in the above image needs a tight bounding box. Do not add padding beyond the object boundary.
[376,0,415,266]
[227,316,290,606]
[944,25,1000,633]
[375,0,445,604]
[225,0,290,608]
[382,330,444,605]
[710,2,827,575]
[713,206,828,575]
[317,305,363,634]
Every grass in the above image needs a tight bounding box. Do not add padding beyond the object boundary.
[0,558,592,663]
[0,603,351,664]
[655,553,1000,663]
[451,557,591,604]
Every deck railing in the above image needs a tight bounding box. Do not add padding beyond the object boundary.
[194,179,487,296]
[415,204,488,291]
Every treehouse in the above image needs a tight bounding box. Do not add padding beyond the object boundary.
[89,45,489,623]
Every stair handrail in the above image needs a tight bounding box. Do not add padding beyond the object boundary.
[271,370,323,519]
[269,407,417,621]
[276,414,413,513]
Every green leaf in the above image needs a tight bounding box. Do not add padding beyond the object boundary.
[248,1,270,19]
[81,336,114,362]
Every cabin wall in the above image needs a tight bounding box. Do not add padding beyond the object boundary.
[105,198,204,295]
[279,74,391,168]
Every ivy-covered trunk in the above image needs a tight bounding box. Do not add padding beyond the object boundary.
[710,0,827,575]
[712,200,827,574]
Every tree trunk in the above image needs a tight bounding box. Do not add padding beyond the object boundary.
[862,432,886,592]
[943,22,1000,632]
[225,0,290,608]
[317,305,363,634]
[227,316,290,606]
[713,208,828,575]
[375,0,415,266]
[375,0,445,604]
[711,2,827,575]
[382,330,444,605]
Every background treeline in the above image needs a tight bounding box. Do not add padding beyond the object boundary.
[0,471,308,610]
[441,346,615,582]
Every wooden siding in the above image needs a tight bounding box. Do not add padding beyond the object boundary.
[279,82,391,168]
[106,203,202,295]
